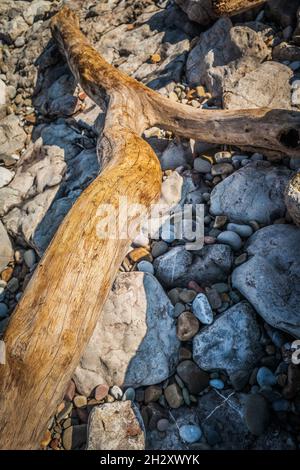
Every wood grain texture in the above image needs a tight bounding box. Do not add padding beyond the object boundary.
[0,3,300,449]
[212,0,267,15]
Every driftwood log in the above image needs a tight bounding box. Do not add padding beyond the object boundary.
[0,2,300,449]
[176,0,267,24]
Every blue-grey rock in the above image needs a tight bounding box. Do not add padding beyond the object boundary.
[257,367,277,388]
[272,399,290,412]
[245,393,270,436]
[179,425,202,443]
[217,230,242,251]
[193,302,263,378]
[192,293,213,325]
[137,260,154,274]
[0,302,8,319]
[194,158,211,173]
[227,223,253,238]
[209,379,224,390]
[23,249,36,268]
[154,244,233,288]
[210,162,292,225]
[232,224,300,337]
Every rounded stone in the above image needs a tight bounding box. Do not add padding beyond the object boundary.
[209,379,224,390]
[23,249,36,268]
[94,384,109,401]
[179,424,202,443]
[122,387,136,401]
[256,367,277,388]
[110,385,123,400]
[177,360,209,394]
[192,293,214,325]
[164,383,183,408]
[151,241,168,258]
[227,223,253,238]
[245,394,269,436]
[217,230,242,251]
[194,158,212,173]
[157,418,170,432]
[176,311,199,341]
[137,260,154,274]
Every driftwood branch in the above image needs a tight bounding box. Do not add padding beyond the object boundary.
[0,3,299,449]
[212,0,267,16]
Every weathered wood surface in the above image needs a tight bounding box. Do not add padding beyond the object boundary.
[0,3,300,449]
[213,0,267,16]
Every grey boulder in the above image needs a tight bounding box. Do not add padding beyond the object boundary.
[232,224,300,337]
[210,162,292,224]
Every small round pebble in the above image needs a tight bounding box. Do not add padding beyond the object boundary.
[217,231,242,251]
[157,419,169,432]
[179,424,202,444]
[137,260,154,274]
[194,158,212,173]
[209,379,224,390]
[227,223,253,238]
[151,241,168,258]
[257,367,277,388]
[110,385,123,400]
[23,249,36,268]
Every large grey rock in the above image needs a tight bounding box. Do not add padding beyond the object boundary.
[232,224,300,337]
[193,302,263,377]
[223,62,292,110]
[285,172,300,226]
[0,221,13,272]
[0,115,26,165]
[186,17,269,97]
[153,244,233,288]
[74,272,179,395]
[210,162,292,224]
[87,401,145,450]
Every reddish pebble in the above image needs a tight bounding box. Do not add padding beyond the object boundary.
[187,280,204,293]
[64,380,76,401]
[78,91,87,100]
[94,383,109,401]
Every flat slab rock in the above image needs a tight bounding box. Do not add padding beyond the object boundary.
[232,224,300,337]
[87,401,145,450]
[153,244,233,288]
[210,161,292,225]
[193,302,263,378]
[73,272,179,395]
